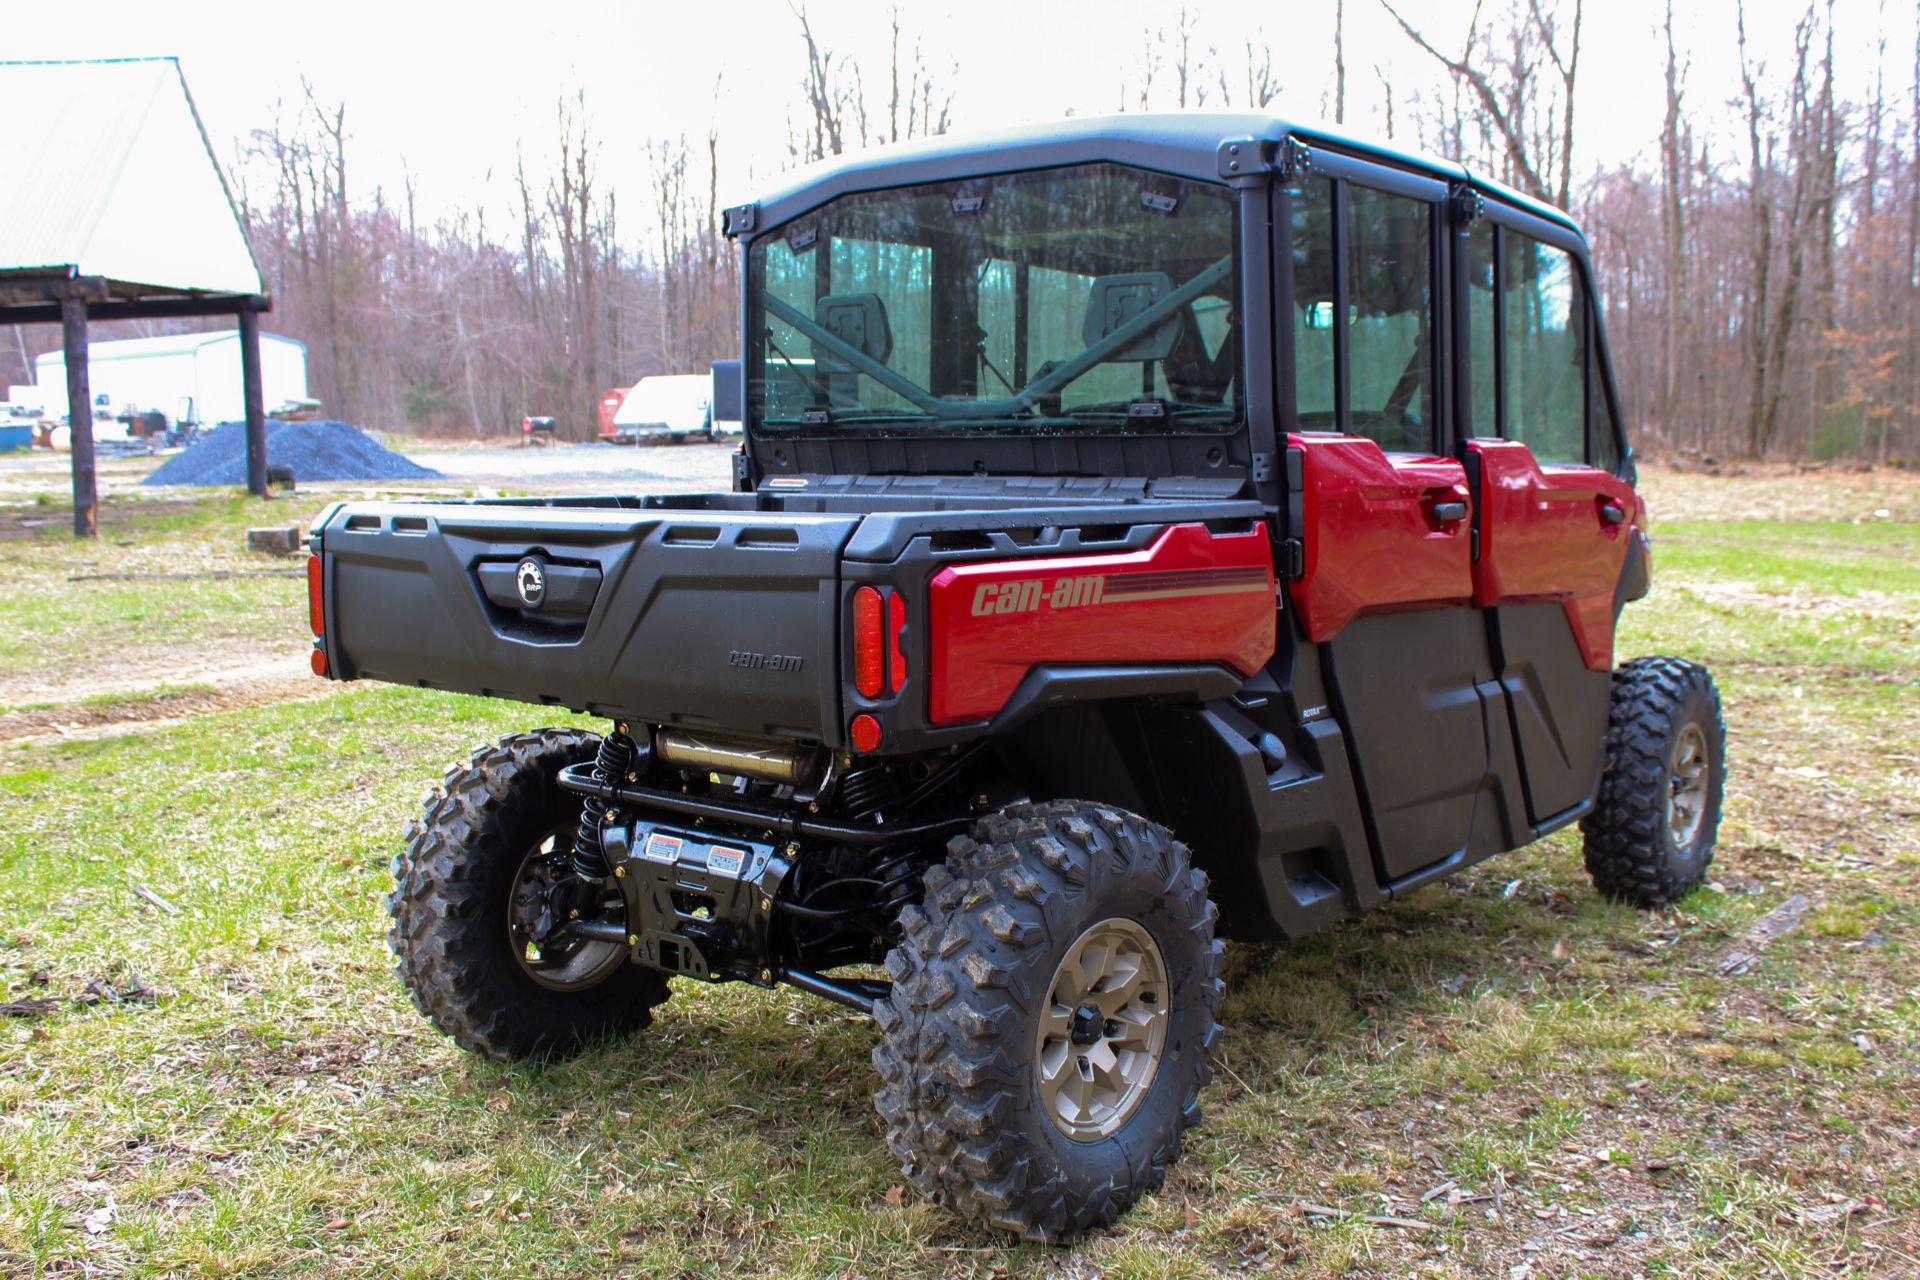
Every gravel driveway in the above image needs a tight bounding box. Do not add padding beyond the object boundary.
[408,440,735,494]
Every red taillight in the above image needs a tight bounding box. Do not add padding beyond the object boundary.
[888,592,907,693]
[307,554,324,636]
[852,586,884,697]
[309,646,328,677]
[849,713,882,753]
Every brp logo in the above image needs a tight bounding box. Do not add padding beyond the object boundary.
[515,558,546,608]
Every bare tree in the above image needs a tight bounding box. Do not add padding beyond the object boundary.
[1658,0,1689,437]
[1379,0,1583,208]
[1335,0,1347,124]
[788,5,951,164]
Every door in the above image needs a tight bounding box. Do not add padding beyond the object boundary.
[1281,158,1495,883]
[1458,215,1640,823]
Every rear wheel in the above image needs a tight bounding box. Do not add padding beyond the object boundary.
[388,729,670,1060]
[1581,657,1727,907]
[873,801,1222,1241]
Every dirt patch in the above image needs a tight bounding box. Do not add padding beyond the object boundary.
[1639,461,1920,522]
[0,641,312,710]
[0,497,207,541]
[0,665,331,744]
[1681,580,1920,619]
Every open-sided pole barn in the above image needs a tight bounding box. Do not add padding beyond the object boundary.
[0,58,271,537]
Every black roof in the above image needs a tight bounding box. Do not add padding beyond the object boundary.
[740,111,1580,242]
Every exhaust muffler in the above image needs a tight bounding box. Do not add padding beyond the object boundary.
[653,728,828,789]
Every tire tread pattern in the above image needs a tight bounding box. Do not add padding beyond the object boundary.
[872,800,1223,1242]
[387,728,670,1061]
[1581,656,1726,908]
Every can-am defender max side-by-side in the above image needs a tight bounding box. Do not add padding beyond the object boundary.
[306,115,1726,1241]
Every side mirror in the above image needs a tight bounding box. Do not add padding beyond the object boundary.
[711,359,743,425]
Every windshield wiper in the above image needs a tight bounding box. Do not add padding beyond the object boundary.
[760,255,1234,421]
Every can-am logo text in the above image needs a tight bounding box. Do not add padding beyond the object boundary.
[729,650,804,672]
[971,575,1106,617]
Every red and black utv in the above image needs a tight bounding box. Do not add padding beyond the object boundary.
[306,114,1725,1241]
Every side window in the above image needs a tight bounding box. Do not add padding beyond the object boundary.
[1503,234,1585,465]
[1287,178,1337,427]
[1464,221,1497,437]
[1590,307,1625,472]
[1346,185,1435,453]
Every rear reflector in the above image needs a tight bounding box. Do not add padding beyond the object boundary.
[309,646,328,678]
[849,713,882,753]
[307,554,324,636]
[852,586,884,697]
[888,592,907,693]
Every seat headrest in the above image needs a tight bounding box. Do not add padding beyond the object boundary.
[1082,272,1179,362]
[815,293,893,370]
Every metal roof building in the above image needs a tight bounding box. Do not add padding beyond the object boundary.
[0,57,273,535]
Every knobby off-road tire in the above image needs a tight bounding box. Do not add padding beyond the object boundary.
[873,801,1223,1242]
[388,728,671,1061]
[1581,656,1728,908]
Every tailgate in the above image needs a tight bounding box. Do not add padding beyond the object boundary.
[316,503,859,742]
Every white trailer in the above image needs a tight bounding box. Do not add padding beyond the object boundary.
[609,374,714,443]
[33,330,308,427]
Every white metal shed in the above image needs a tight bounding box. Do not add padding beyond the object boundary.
[34,330,308,427]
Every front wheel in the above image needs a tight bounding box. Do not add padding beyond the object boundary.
[873,801,1222,1241]
[1581,656,1728,907]
[387,729,671,1060]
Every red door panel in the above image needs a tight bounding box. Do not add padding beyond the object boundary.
[1467,440,1642,670]
[926,524,1275,725]
[1288,433,1474,642]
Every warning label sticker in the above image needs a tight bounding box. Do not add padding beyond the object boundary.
[706,845,747,878]
[642,832,683,864]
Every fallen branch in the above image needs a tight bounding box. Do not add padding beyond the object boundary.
[1297,1202,1439,1233]
[68,570,303,582]
[1718,893,1810,975]
[130,880,182,916]
[1,998,60,1017]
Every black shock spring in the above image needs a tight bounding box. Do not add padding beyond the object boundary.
[572,727,637,881]
[837,766,900,822]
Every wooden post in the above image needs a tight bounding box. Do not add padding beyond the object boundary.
[239,303,268,497]
[60,292,97,539]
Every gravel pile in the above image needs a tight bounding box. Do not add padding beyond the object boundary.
[143,421,441,487]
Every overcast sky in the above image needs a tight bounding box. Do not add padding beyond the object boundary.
[7,0,1913,229]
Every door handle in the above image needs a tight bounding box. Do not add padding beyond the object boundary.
[1429,500,1469,523]
[1599,502,1628,525]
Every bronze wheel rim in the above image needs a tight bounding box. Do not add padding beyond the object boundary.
[1668,723,1711,849]
[1034,917,1170,1142]
[507,828,629,992]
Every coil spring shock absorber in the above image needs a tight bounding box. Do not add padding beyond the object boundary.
[837,765,900,822]
[572,724,638,881]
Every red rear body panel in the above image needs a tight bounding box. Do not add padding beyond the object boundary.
[1467,439,1642,670]
[1286,434,1473,642]
[925,524,1276,725]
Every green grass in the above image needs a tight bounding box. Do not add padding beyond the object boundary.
[0,495,316,714]
[0,468,1916,1278]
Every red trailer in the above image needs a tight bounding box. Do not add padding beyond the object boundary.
[595,386,628,441]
